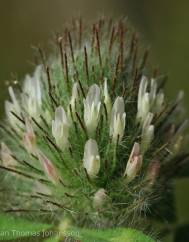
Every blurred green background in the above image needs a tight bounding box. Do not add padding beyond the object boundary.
[0,0,189,241]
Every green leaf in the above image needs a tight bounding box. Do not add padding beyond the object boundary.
[0,214,155,242]
[0,213,52,240]
[44,236,59,242]
[66,227,156,242]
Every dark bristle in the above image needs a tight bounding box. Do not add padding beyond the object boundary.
[98,17,105,31]
[73,168,80,177]
[119,21,124,70]
[79,17,82,48]
[112,77,116,95]
[22,160,43,174]
[69,146,73,158]
[84,168,91,183]
[68,30,79,80]
[103,103,108,121]
[37,192,52,198]
[95,26,102,68]
[38,46,46,69]
[68,31,75,65]
[0,124,18,140]
[108,17,113,32]
[4,209,43,213]
[69,104,75,123]
[152,67,160,78]
[132,45,138,77]
[116,134,120,148]
[78,80,86,99]
[109,25,115,55]
[65,192,75,198]
[91,65,95,79]
[59,178,71,188]
[49,91,59,108]
[115,54,121,77]
[139,48,149,71]
[157,75,168,92]
[44,135,61,153]
[10,154,23,165]
[91,24,96,54]
[45,200,70,211]
[57,36,64,72]
[10,111,25,125]
[84,46,89,82]
[64,51,70,91]
[43,136,70,171]
[40,115,50,129]
[133,67,138,86]
[122,81,127,98]
[130,32,137,57]
[0,165,37,180]
[32,117,48,136]
[112,54,120,94]
[63,28,68,49]
[46,66,59,108]
[104,159,109,171]
[10,127,22,139]
[96,115,104,139]
[46,66,52,91]
[76,112,88,138]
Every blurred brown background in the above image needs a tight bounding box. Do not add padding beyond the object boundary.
[1,0,189,113]
[0,1,189,241]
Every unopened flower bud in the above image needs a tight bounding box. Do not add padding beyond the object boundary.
[141,113,154,154]
[154,92,164,113]
[124,142,143,182]
[137,76,149,124]
[0,142,17,168]
[8,86,20,111]
[37,151,59,184]
[5,87,21,130]
[22,66,42,119]
[149,78,157,107]
[146,160,160,186]
[83,139,100,178]
[173,135,184,154]
[93,188,107,209]
[23,118,36,154]
[84,84,101,136]
[103,78,112,117]
[110,96,126,143]
[52,106,70,150]
[68,82,79,121]
[137,76,164,124]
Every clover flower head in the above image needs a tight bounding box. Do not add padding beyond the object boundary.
[0,18,188,234]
